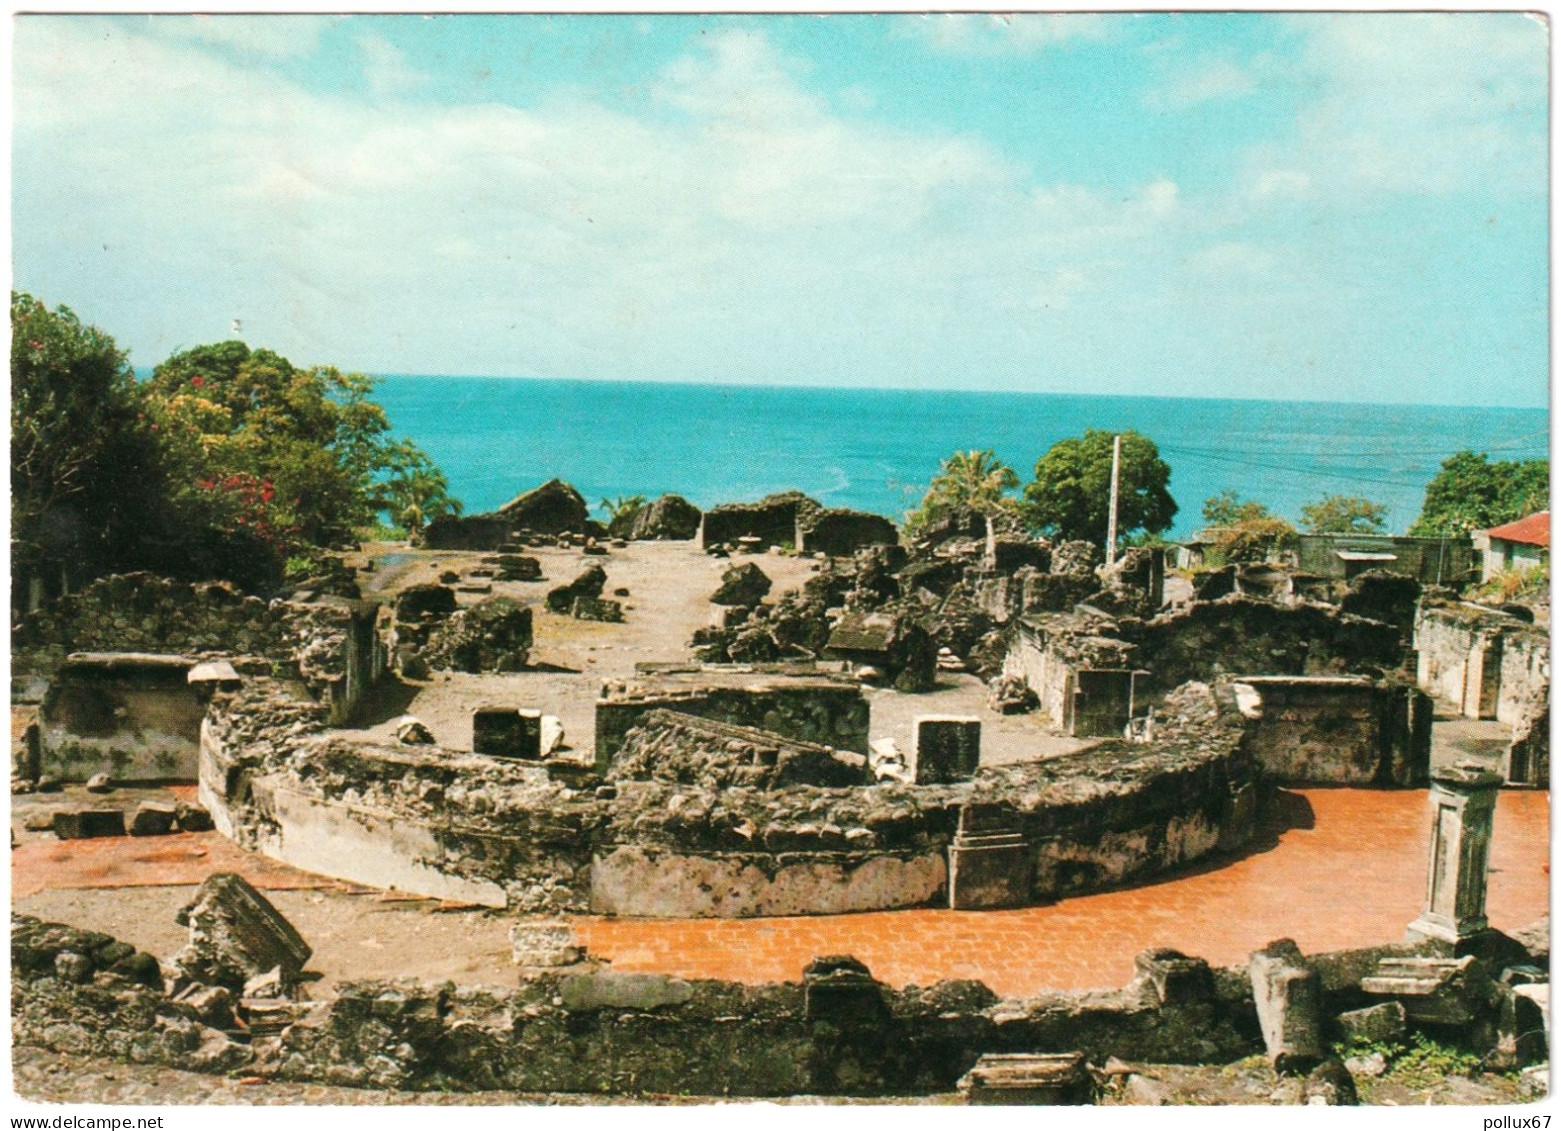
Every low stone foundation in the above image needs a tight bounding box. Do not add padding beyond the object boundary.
[198,675,1261,917]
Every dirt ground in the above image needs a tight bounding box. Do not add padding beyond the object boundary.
[341,539,1090,765]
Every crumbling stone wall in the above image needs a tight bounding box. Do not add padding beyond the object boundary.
[12,915,251,1074]
[1125,597,1406,698]
[1415,602,1550,726]
[701,491,822,550]
[417,513,514,550]
[12,572,294,678]
[1002,613,1137,730]
[797,508,899,558]
[420,597,533,673]
[39,654,207,781]
[200,669,1264,919]
[1227,676,1432,786]
[594,676,872,770]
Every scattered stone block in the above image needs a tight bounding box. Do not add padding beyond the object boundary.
[472,707,542,760]
[1492,982,1548,1068]
[540,715,565,756]
[494,555,543,582]
[958,1053,1094,1105]
[1360,955,1489,1025]
[171,872,312,993]
[1334,1000,1406,1045]
[22,812,53,832]
[712,561,772,606]
[546,563,608,613]
[914,716,981,784]
[174,983,237,1029]
[803,955,886,1025]
[1133,948,1213,1006]
[84,772,113,794]
[571,596,624,622]
[456,581,493,594]
[395,583,458,622]
[947,803,1031,910]
[129,800,178,837]
[1250,938,1325,1075]
[628,494,702,540]
[1300,1058,1358,1106]
[394,716,436,745]
[53,809,126,839]
[175,801,215,833]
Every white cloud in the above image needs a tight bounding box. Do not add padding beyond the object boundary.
[1145,57,1256,111]
[141,13,333,59]
[357,31,425,98]
[902,13,1112,56]
[1243,13,1547,200]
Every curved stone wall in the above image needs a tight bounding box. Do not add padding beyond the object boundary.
[199,678,1262,918]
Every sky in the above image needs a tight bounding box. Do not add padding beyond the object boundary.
[10,12,1551,407]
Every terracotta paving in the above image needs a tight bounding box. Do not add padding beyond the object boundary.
[12,787,1549,999]
[571,789,1551,997]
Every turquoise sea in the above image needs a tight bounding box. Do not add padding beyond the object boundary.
[370,376,1549,540]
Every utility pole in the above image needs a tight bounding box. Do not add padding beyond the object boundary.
[1105,433,1122,566]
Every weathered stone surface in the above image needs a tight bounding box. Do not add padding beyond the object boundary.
[170,872,313,993]
[174,801,214,833]
[472,707,542,760]
[947,803,1030,910]
[422,597,533,673]
[826,612,937,692]
[571,597,624,623]
[711,561,773,607]
[394,716,436,745]
[85,772,113,793]
[510,920,584,968]
[1333,1000,1406,1045]
[958,1052,1094,1105]
[1250,938,1324,1075]
[129,801,178,837]
[914,716,981,784]
[611,710,870,790]
[1051,540,1101,577]
[1360,955,1491,1025]
[546,564,608,613]
[394,584,457,623]
[1133,949,1213,1006]
[54,809,126,839]
[496,478,590,534]
[797,509,898,558]
[493,554,543,582]
[702,491,822,551]
[629,494,702,541]
[1300,1058,1358,1105]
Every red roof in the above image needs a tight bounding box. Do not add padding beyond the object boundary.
[1482,511,1550,548]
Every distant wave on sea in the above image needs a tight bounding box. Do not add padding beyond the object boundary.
[369,376,1549,539]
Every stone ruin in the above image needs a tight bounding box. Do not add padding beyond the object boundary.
[17,785,1547,1099]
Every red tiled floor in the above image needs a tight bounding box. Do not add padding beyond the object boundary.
[11,831,353,899]
[571,789,1550,997]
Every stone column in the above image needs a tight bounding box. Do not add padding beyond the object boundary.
[1407,763,1501,946]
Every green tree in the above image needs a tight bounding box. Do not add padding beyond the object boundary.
[599,494,647,539]
[1199,491,1297,564]
[1299,493,1388,535]
[10,293,166,595]
[1410,450,1550,536]
[906,449,1020,532]
[1022,430,1176,544]
[373,441,463,536]
[144,341,453,551]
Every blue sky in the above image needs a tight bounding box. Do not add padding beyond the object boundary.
[11,12,1550,407]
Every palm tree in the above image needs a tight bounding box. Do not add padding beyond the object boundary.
[908,449,1019,531]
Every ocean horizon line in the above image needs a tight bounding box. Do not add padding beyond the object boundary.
[131,365,1549,415]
